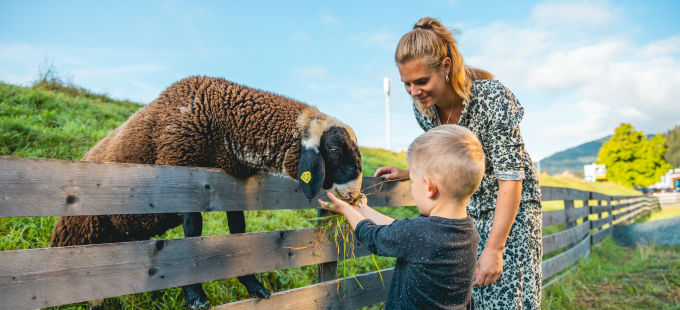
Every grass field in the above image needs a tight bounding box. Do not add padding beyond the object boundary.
[1,81,675,309]
[543,238,680,309]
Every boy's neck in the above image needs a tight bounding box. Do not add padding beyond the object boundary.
[427,200,468,220]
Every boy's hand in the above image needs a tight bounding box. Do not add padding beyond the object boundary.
[318,192,356,215]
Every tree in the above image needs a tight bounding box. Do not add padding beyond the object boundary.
[596,123,671,187]
[665,125,680,168]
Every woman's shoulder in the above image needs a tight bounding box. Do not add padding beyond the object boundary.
[471,80,520,106]
[471,80,512,99]
[469,79,524,125]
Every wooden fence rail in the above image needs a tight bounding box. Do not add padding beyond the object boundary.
[0,157,660,309]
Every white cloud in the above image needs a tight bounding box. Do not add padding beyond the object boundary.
[0,43,169,103]
[461,1,680,159]
[318,13,338,25]
[291,30,310,43]
[291,66,327,79]
[348,30,398,49]
[530,0,619,28]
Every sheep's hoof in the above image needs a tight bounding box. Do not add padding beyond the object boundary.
[185,300,211,310]
[245,283,271,299]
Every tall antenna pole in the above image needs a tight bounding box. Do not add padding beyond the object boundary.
[384,77,391,151]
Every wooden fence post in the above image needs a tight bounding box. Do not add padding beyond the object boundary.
[317,208,338,283]
[584,197,592,229]
[606,198,613,230]
[564,199,577,248]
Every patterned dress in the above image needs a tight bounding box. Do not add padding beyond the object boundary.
[413,80,542,309]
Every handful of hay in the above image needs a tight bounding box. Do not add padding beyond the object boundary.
[297,177,410,297]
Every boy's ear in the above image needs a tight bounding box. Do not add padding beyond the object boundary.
[298,146,325,199]
[424,177,439,199]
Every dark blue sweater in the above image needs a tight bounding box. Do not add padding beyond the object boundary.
[355,214,478,310]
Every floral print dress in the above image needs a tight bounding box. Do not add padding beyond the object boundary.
[413,80,542,310]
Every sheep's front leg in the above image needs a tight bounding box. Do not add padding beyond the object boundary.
[227,211,272,299]
[181,212,211,309]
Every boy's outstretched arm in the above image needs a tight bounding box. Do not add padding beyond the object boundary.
[318,193,367,230]
[318,194,397,228]
[353,198,396,225]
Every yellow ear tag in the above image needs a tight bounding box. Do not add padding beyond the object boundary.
[301,171,312,184]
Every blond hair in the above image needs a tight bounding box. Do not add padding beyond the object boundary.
[395,17,493,117]
[407,125,485,203]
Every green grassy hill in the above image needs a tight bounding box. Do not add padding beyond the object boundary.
[0,81,142,160]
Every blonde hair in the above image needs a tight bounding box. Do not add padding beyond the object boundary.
[407,125,485,203]
[395,17,493,117]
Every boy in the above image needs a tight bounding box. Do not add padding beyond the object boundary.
[319,124,485,310]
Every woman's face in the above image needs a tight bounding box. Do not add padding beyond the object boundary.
[397,57,450,109]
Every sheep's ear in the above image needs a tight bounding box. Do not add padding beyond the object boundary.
[298,146,325,199]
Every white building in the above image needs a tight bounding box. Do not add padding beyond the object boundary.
[652,168,680,190]
[584,163,606,182]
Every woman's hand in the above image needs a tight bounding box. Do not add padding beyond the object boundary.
[473,248,503,287]
[373,165,409,180]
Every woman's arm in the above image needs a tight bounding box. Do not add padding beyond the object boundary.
[473,179,522,287]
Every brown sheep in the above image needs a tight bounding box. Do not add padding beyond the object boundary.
[50,76,363,309]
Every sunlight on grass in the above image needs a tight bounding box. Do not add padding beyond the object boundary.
[542,238,680,309]
[632,207,680,224]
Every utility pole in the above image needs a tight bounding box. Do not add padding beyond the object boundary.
[384,77,391,151]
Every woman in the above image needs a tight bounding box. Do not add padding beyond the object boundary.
[375,17,542,309]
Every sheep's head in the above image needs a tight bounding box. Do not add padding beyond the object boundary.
[297,110,362,199]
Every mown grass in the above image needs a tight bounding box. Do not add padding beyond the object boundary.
[542,238,680,309]
[0,81,142,160]
[539,173,641,197]
[632,207,680,224]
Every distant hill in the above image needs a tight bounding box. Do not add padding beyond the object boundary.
[539,134,656,176]
[539,136,611,176]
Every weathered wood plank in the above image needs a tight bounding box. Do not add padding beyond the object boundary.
[591,216,612,230]
[566,206,589,224]
[590,205,612,215]
[542,221,590,255]
[612,199,644,211]
[590,192,612,202]
[542,209,566,228]
[0,228,371,310]
[591,226,612,244]
[614,205,653,224]
[613,203,647,220]
[542,235,590,281]
[0,157,414,218]
[541,206,589,228]
[564,200,576,231]
[541,187,590,201]
[214,268,394,310]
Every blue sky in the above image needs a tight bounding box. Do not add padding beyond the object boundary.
[1,0,679,160]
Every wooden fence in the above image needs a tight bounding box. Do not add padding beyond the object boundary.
[0,157,659,309]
